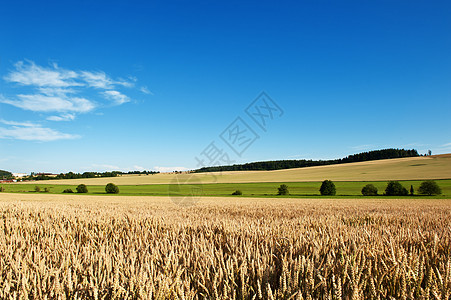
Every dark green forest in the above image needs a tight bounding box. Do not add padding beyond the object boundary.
[194,148,420,173]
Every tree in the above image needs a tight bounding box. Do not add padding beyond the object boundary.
[76,184,88,193]
[320,180,336,196]
[278,184,289,195]
[361,184,378,196]
[428,150,432,156]
[384,181,408,196]
[63,189,74,193]
[418,180,441,196]
[34,186,41,193]
[0,186,4,192]
[105,183,119,194]
[410,185,414,196]
[232,190,242,195]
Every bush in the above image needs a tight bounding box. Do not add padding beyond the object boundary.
[384,181,408,196]
[105,183,119,194]
[0,186,4,192]
[277,184,289,195]
[320,180,336,196]
[63,189,74,193]
[44,187,50,193]
[418,180,442,195]
[232,190,242,195]
[34,186,41,193]
[76,184,88,193]
[361,184,378,196]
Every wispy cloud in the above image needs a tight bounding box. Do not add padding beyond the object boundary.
[46,114,76,122]
[0,60,149,142]
[4,61,80,87]
[2,94,94,113]
[154,166,188,172]
[140,86,153,95]
[1,60,137,115]
[0,119,79,141]
[80,71,114,89]
[103,90,130,105]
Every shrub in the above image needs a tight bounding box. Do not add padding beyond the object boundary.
[320,180,336,196]
[277,184,289,195]
[418,180,442,196]
[410,185,414,196]
[361,184,378,196]
[76,184,88,193]
[384,181,408,196]
[34,186,41,193]
[0,186,4,192]
[63,189,74,193]
[105,183,119,194]
[232,190,242,195]
[44,187,50,193]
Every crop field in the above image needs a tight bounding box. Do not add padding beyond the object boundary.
[15,154,451,186]
[3,179,451,198]
[0,193,450,299]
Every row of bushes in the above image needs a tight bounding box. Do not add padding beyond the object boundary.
[230,180,442,196]
[361,180,441,196]
[61,183,120,194]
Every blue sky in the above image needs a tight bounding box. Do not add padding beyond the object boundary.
[1,0,450,173]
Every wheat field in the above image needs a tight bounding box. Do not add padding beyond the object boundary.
[0,193,450,299]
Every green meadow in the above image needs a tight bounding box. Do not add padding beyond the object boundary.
[3,179,451,198]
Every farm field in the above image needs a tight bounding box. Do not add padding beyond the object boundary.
[15,154,451,186]
[0,193,450,298]
[3,179,451,198]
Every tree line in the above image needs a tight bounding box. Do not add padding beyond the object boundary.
[194,148,420,173]
[21,170,159,181]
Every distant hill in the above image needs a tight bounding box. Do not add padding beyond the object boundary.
[194,148,420,173]
[0,170,12,178]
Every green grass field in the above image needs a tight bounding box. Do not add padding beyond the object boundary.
[3,179,450,198]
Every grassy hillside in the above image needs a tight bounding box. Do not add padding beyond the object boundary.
[16,154,451,186]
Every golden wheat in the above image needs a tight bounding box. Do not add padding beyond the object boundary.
[0,194,450,299]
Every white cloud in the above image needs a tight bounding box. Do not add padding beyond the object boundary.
[140,86,153,95]
[2,61,136,115]
[103,90,130,105]
[154,166,188,172]
[0,60,145,142]
[4,60,80,87]
[80,71,114,89]
[0,119,36,127]
[38,87,76,96]
[47,114,76,122]
[0,120,79,141]
[1,94,95,113]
